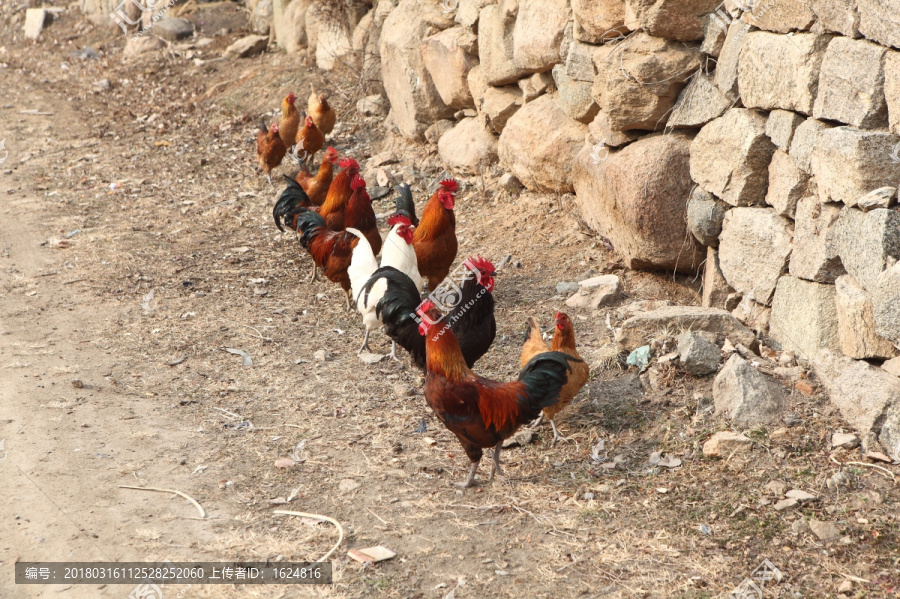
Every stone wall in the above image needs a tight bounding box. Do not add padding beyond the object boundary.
[80,0,900,447]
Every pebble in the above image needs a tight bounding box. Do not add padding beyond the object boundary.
[583,492,595,501]
[785,489,817,502]
[763,480,786,496]
[809,519,841,542]
[831,432,859,450]
[556,281,579,295]
[773,498,798,511]
[313,349,328,361]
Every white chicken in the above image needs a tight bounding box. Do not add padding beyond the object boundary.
[347,213,421,356]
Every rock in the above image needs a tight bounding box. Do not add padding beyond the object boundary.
[280,0,312,53]
[715,21,752,100]
[713,355,785,426]
[667,72,731,129]
[774,498,799,510]
[498,173,523,192]
[23,8,48,39]
[556,281,579,295]
[769,276,840,359]
[766,109,805,152]
[879,401,900,460]
[838,580,854,594]
[587,110,642,148]
[835,274,898,359]
[456,0,491,27]
[437,117,498,172]
[834,207,900,292]
[789,117,833,174]
[251,0,274,35]
[478,4,526,86]
[812,127,900,206]
[152,17,193,41]
[572,0,628,43]
[717,207,793,305]
[425,119,455,144]
[873,263,900,347]
[350,7,373,53]
[686,187,728,247]
[482,86,522,133]
[624,0,720,41]
[737,31,830,114]
[732,297,771,335]
[313,349,328,361]
[764,151,809,219]
[360,0,394,87]
[565,275,622,309]
[519,71,555,102]
[338,478,361,492]
[832,432,861,449]
[703,247,737,309]
[123,35,165,58]
[618,306,756,351]
[565,40,597,82]
[512,0,570,72]
[380,0,455,139]
[310,7,352,71]
[763,480,788,497]
[888,53,900,135]
[814,349,900,433]
[593,32,701,131]
[552,66,598,123]
[809,520,842,542]
[274,457,296,468]
[357,94,386,116]
[745,0,815,32]
[499,94,587,193]
[691,109,776,207]
[786,489,818,502]
[358,351,385,364]
[225,35,269,58]
[422,27,478,109]
[813,37,889,129]
[702,431,753,458]
[883,356,900,377]
[677,331,721,376]
[857,187,897,211]
[700,13,727,57]
[789,196,844,283]
[467,65,489,111]
[574,132,703,271]
[857,0,900,49]
[811,0,861,37]
[502,429,534,448]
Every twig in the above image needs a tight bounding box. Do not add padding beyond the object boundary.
[273,510,345,562]
[213,406,243,420]
[829,455,896,481]
[118,485,207,519]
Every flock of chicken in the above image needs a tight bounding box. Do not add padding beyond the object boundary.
[257,91,590,487]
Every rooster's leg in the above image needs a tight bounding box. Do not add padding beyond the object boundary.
[528,413,545,430]
[454,462,479,488]
[308,263,318,283]
[549,420,569,446]
[488,441,504,482]
[389,341,399,362]
[344,289,353,310]
[358,329,371,355]
[266,172,273,186]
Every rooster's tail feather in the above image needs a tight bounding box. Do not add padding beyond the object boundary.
[273,178,312,232]
[394,183,418,227]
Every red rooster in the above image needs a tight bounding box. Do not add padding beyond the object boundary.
[420,303,579,487]
[396,180,459,291]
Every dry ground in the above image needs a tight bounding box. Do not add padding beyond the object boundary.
[1,5,899,598]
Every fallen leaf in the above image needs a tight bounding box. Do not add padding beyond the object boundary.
[347,546,396,564]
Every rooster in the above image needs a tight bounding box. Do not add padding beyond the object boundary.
[345,174,382,258]
[278,93,300,151]
[256,120,287,185]
[273,158,361,281]
[294,115,325,165]
[520,312,590,445]
[396,179,458,291]
[294,146,338,207]
[358,257,496,368]
[308,84,336,135]
[348,213,420,355]
[420,302,579,487]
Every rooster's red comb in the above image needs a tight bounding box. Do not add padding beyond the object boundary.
[339,158,360,171]
[466,255,495,274]
[439,179,458,193]
[351,174,367,191]
[387,213,412,227]
[419,300,436,313]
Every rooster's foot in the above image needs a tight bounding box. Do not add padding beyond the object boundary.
[550,420,569,446]
[528,413,545,430]
[488,442,504,483]
[455,463,479,488]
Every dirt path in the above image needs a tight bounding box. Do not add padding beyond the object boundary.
[0,75,229,599]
